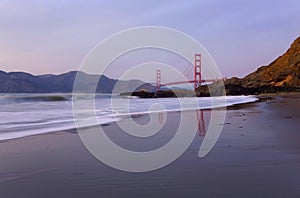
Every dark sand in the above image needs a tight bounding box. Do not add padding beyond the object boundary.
[0,94,300,198]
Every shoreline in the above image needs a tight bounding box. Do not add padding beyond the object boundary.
[1,92,295,143]
[0,95,258,142]
[0,94,299,197]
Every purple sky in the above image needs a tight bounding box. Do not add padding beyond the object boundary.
[0,0,299,81]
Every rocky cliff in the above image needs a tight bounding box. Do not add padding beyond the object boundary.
[198,36,300,96]
[242,36,300,88]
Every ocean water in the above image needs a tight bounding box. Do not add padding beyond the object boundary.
[0,93,258,141]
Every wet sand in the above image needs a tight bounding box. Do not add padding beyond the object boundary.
[0,94,300,198]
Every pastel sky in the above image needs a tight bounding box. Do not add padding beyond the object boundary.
[0,0,299,81]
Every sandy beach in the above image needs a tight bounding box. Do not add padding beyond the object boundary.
[0,94,299,198]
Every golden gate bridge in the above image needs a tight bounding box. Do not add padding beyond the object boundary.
[155,53,227,136]
[156,54,226,91]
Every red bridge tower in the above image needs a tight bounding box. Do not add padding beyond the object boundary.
[194,53,202,91]
[156,69,161,91]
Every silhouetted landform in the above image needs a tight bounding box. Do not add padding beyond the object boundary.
[121,90,175,98]
[0,71,155,93]
[128,36,300,98]
[121,89,199,98]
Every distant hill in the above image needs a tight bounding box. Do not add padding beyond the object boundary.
[197,36,300,96]
[0,70,155,93]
